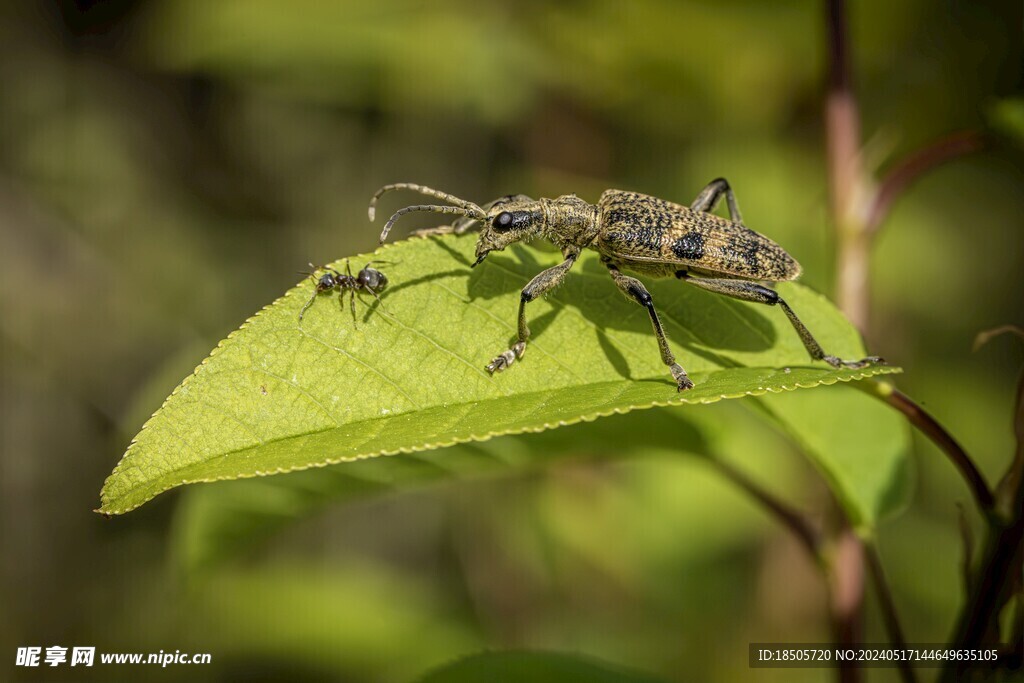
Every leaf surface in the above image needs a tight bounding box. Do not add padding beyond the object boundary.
[100,234,897,514]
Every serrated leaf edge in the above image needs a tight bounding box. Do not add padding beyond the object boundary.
[98,364,899,515]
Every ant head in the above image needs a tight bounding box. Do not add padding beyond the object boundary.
[315,272,339,293]
[358,266,388,291]
[473,197,546,267]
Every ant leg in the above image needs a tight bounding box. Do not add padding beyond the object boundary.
[606,261,693,391]
[677,273,884,368]
[364,286,387,313]
[689,178,743,225]
[486,249,578,375]
[347,290,357,327]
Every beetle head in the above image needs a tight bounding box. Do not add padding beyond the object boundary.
[473,198,545,267]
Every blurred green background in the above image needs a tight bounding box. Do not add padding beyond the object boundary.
[1,1,1022,681]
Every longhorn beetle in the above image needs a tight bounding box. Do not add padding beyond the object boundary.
[369,181,882,391]
[298,260,389,324]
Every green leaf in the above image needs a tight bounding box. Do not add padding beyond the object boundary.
[417,651,670,683]
[172,409,713,575]
[755,384,912,530]
[989,97,1024,143]
[99,234,897,515]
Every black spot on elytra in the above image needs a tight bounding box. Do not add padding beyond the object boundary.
[671,231,705,261]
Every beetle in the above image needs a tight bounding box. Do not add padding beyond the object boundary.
[298,260,389,324]
[369,180,882,391]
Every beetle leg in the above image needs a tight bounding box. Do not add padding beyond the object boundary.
[690,177,744,225]
[606,261,694,391]
[486,250,578,375]
[412,224,460,238]
[298,288,319,321]
[412,220,480,238]
[677,273,884,369]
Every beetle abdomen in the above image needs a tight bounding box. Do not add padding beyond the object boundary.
[597,190,801,282]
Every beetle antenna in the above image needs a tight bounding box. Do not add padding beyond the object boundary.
[369,183,485,223]
[298,289,319,321]
[378,204,483,243]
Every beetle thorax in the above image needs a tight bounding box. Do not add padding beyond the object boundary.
[540,195,600,248]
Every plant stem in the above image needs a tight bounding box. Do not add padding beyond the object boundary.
[824,6,868,681]
[864,541,918,683]
[856,380,995,514]
[865,131,984,234]
[943,335,1024,680]
[825,0,870,333]
[829,525,865,683]
[709,458,821,558]
[713,457,915,683]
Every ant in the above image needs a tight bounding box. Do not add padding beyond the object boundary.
[298,260,390,324]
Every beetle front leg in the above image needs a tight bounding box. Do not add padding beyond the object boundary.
[690,177,744,225]
[606,261,693,391]
[486,251,577,375]
[677,273,884,369]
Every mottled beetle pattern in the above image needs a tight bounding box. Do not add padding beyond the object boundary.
[369,180,882,391]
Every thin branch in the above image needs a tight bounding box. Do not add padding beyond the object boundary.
[865,130,985,234]
[856,380,995,514]
[943,513,1024,682]
[955,502,976,596]
[824,6,868,681]
[944,328,1024,680]
[825,0,870,333]
[987,326,1024,516]
[709,458,822,559]
[864,541,918,683]
[825,0,852,92]
[829,526,865,683]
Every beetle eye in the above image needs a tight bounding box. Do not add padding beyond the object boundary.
[492,211,514,231]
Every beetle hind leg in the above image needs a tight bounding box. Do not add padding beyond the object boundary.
[676,272,884,369]
[690,178,744,225]
[606,261,693,391]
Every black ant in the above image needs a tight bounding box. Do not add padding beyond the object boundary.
[298,260,390,324]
